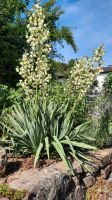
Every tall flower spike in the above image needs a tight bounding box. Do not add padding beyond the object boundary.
[65,44,105,101]
[16,3,51,99]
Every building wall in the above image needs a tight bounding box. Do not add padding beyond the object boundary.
[97,74,107,90]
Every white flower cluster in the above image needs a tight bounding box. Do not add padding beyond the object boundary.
[66,44,105,100]
[16,3,51,98]
[93,44,105,62]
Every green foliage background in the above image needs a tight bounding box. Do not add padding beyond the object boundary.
[0,0,29,86]
[103,72,112,97]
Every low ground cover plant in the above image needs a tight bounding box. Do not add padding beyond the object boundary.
[0,184,26,200]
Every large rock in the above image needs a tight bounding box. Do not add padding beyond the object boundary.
[89,148,112,168]
[28,168,71,200]
[0,147,7,176]
[101,164,112,179]
[9,168,71,200]
[83,175,95,188]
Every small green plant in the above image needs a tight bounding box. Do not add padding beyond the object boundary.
[0,184,12,197]
[0,184,25,200]
[13,190,25,200]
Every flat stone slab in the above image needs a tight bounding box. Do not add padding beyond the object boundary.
[51,161,68,173]
[101,164,112,179]
[89,148,112,168]
[8,168,39,191]
[83,175,95,187]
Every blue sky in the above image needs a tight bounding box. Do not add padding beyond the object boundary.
[29,0,112,66]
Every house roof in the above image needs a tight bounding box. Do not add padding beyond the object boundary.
[101,65,112,74]
[55,62,112,78]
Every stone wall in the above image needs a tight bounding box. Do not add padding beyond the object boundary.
[1,148,112,200]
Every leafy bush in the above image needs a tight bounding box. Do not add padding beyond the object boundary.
[1,97,96,175]
[0,84,10,112]
[0,84,24,114]
[48,81,87,126]
[7,87,24,104]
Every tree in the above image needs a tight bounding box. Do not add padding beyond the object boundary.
[68,59,76,68]
[0,0,29,86]
[42,0,77,59]
[0,0,77,86]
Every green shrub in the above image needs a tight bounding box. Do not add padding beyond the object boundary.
[103,72,112,98]
[103,73,112,123]
[7,87,24,104]
[48,81,87,126]
[85,95,112,148]
[0,84,24,113]
[0,85,24,135]
[0,84,9,112]
[1,97,96,175]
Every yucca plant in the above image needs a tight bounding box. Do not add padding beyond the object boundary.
[1,97,96,175]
